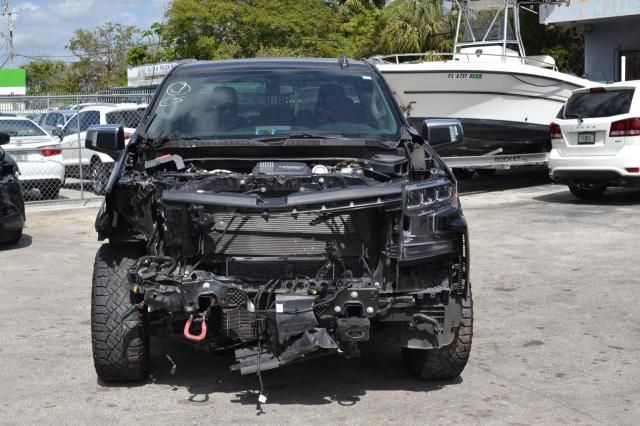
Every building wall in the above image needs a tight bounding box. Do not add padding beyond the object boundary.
[540,0,640,24]
[584,16,640,83]
[539,0,640,83]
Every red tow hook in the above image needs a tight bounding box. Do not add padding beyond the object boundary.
[183,314,207,342]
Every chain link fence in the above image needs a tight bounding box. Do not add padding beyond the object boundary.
[0,90,154,204]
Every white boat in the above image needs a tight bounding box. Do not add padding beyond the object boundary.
[374,0,594,161]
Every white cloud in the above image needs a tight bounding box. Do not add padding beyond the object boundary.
[8,0,167,65]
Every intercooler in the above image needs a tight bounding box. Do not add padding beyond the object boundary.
[210,213,363,257]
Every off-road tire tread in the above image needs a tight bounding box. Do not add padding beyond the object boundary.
[403,289,473,380]
[3,229,22,245]
[91,243,148,382]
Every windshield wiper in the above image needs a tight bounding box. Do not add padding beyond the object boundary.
[251,133,344,143]
[147,132,201,149]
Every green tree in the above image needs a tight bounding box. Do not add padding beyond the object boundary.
[67,22,140,90]
[339,0,387,58]
[163,0,346,60]
[126,22,169,66]
[22,60,67,94]
[378,0,451,55]
[519,6,584,75]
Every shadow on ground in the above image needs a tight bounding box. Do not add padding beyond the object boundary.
[458,166,550,195]
[533,187,640,206]
[103,338,461,408]
[0,233,32,251]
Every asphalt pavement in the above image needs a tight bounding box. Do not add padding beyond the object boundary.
[1,171,638,425]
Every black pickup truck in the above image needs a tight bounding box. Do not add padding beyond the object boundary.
[88,58,472,385]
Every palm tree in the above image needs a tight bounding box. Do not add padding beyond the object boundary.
[379,0,452,54]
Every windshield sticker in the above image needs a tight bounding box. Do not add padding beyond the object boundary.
[362,75,372,80]
[166,81,192,96]
[159,97,184,107]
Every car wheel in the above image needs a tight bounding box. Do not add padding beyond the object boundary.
[2,229,22,245]
[40,181,61,200]
[402,287,473,380]
[568,182,607,200]
[91,159,111,195]
[91,243,149,382]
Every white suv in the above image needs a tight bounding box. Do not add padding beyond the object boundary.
[549,82,640,199]
[54,104,146,194]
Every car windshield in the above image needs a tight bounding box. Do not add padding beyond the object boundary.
[0,120,47,137]
[563,89,635,119]
[146,67,401,142]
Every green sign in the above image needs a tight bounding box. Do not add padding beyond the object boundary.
[0,69,26,88]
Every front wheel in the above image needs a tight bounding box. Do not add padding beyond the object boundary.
[91,243,149,382]
[402,288,473,380]
[568,182,607,200]
[2,229,22,245]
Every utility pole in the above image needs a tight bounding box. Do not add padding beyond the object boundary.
[1,0,14,68]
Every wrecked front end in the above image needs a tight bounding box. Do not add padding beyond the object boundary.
[98,148,469,375]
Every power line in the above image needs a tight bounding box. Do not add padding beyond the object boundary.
[15,41,162,61]
[1,0,15,67]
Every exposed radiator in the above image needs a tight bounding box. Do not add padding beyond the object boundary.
[210,213,362,257]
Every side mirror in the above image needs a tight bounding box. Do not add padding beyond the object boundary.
[85,125,125,160]
[422,119,463,147]
[0,132,9,145]
[0,146,4,162]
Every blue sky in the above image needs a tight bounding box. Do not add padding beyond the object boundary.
[7,0,167,66]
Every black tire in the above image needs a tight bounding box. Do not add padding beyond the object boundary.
[402,288,473,380]
[568,182,607,200]
[91,243,149,382]
[91,159,111,196]
[453,168,475,180]
[2,229,22,245]
[40,181,60,200]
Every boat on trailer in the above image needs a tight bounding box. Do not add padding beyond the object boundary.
[373,0,594,171]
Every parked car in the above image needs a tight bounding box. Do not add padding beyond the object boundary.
[35,110,75,135]
[0,132,25,244]
[0,117,65,199]
[53,104,146,194]
[550,82,640,199]
[87,58,472,387]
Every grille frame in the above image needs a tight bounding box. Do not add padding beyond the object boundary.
[210,212,363,257]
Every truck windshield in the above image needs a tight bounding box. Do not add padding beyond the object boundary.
[146,68,401,142]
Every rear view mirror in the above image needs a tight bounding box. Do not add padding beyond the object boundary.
[422,119,463,147]
[85,125,125,160]
[0,132,9,145]
[51,126,62,137]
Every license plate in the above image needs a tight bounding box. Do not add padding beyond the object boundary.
[9,153,30,161]
[577,132,595,144]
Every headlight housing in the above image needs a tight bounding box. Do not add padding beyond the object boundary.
[404,179,458,211]
[401,178,460,260]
